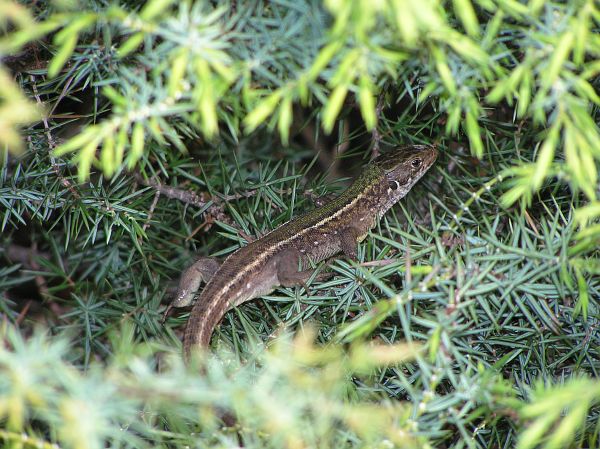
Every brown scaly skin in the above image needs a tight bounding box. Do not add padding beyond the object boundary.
[171,145,438,360]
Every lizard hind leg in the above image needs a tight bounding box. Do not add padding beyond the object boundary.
[162,257,221,322]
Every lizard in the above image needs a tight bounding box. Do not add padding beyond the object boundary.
[168,144,438,359]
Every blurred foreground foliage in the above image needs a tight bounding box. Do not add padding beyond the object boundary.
[1,0,599,448]
[0,324,430,449]
[1,323,599,449]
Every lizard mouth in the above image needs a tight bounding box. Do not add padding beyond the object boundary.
[422,144,439,168]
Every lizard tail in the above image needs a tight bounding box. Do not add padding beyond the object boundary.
[182,294,230,362]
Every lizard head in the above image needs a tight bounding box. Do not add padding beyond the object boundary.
[370,144,438,208]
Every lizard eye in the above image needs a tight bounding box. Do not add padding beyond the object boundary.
[411,158,422,169]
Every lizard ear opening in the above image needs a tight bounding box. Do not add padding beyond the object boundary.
[388,180,401,191]
[387,173,411,191]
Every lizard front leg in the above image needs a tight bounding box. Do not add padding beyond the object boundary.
[276,248,335,292]
[276,248,316,288]
[276,226,364,293]
[338,226,365,261]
